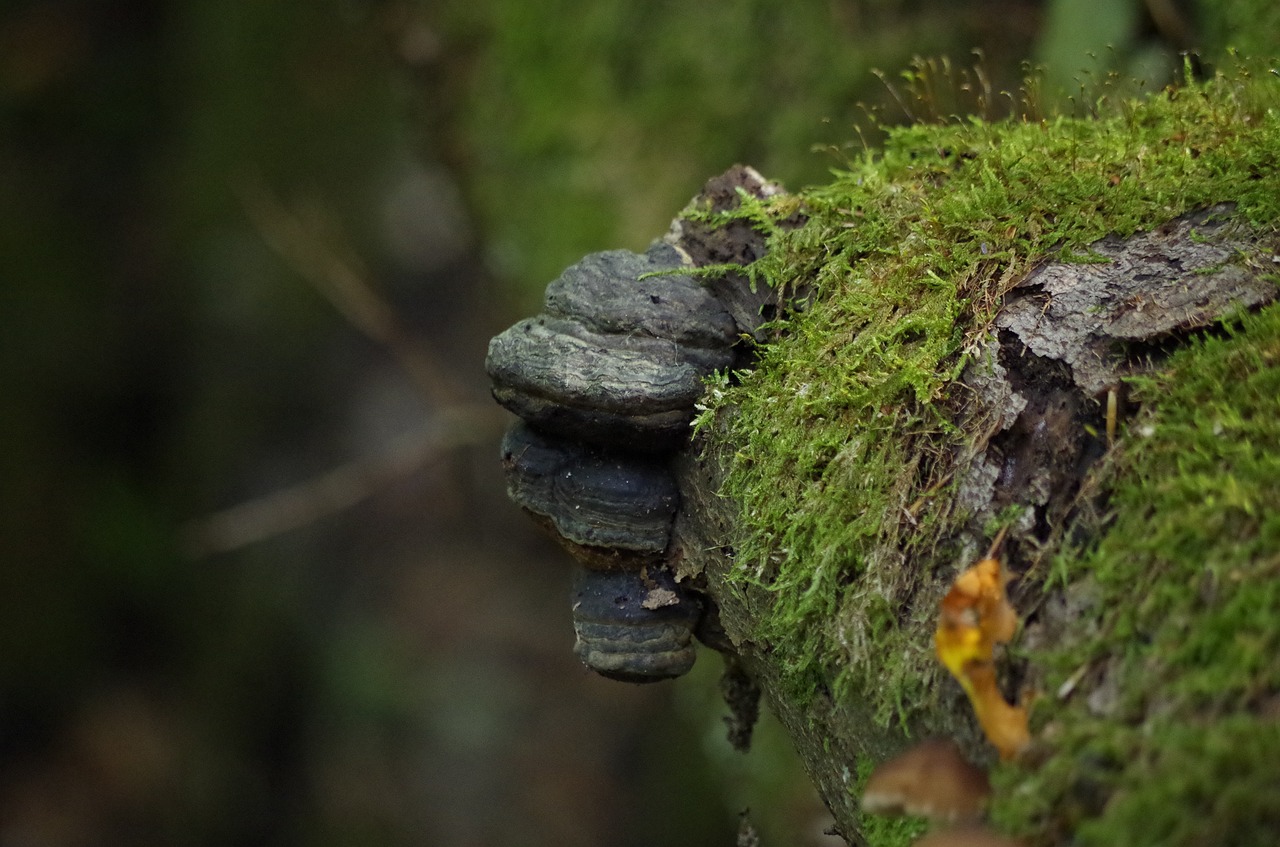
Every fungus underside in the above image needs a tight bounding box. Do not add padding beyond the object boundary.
[694,66,1279,842]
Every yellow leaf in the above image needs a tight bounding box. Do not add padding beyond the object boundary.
[935,556,1029,760]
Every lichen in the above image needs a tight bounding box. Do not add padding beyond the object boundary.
[694,63,1280,842]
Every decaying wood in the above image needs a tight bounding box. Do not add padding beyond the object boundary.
[955,204,1276,545]
[669,202,1279,845]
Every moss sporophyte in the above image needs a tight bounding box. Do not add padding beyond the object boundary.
[693,64,1280,844]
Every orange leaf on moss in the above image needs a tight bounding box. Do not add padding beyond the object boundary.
[960,659,1030,760]
[935,556,1028,760]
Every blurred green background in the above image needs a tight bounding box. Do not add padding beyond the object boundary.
[0,1,1266,845]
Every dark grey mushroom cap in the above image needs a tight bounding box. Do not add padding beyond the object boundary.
[571,565,701,683]
[544,245,738,350]
[485,246,737,451]
[488,316,728,451]
[501,422,677,566]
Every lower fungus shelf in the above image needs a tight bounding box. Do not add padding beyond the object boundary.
[570,565,703,683]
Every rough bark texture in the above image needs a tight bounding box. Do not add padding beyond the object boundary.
[957,205,1276,538]
[674,447,881,839]
[668,203,1279,845]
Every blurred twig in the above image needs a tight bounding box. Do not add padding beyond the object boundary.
[181,183,507,558]
[180,407,505,558]
[240,182,462,408]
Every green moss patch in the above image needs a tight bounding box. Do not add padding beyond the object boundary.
[695,62,1280,743]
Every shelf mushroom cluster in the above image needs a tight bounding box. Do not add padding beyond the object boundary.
[486,166,785,682]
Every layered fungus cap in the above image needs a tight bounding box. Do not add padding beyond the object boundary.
[500,422,678,568]
[570,565,702,683]
[486,245,737,452]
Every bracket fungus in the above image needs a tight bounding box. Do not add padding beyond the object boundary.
[570,566,702,683]
[500,422,678,569]
[487,244,738,453]
[486,166,786,682]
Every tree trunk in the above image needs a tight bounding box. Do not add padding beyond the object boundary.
[671,202,1279,845]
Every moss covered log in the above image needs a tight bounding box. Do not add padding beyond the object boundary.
[672,65,1280,846]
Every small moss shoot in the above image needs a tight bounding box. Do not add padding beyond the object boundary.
[693,62,1280,841]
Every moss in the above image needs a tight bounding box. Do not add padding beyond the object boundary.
[698,64,1280,735]
[988,302,1280,845]
[688,65,1279,847]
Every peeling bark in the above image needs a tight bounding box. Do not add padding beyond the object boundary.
[951,205,1276,547]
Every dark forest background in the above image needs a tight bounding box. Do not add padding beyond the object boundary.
[0,1,1269,845]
